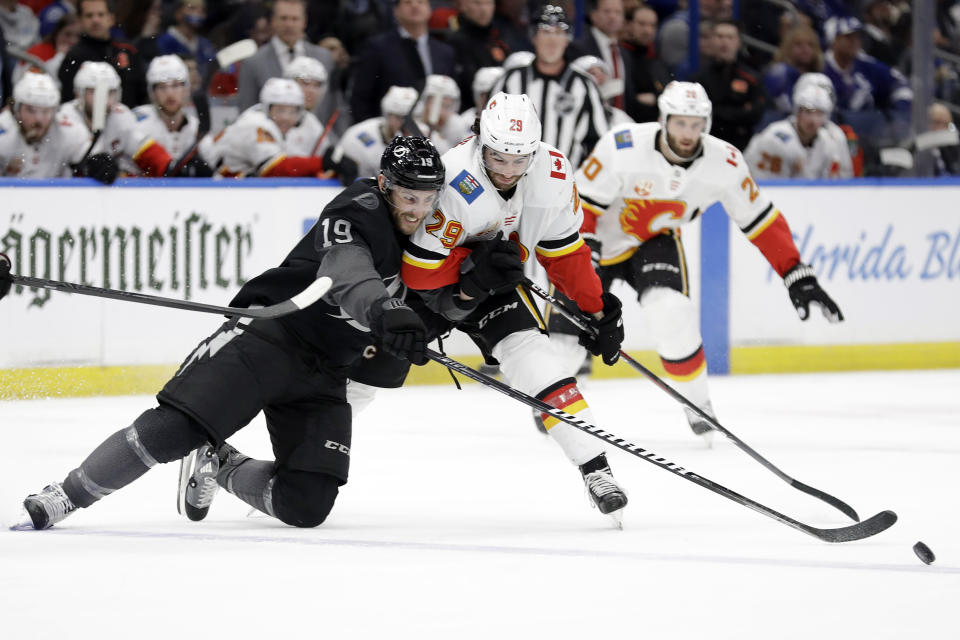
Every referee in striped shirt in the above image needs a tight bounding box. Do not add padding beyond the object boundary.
[489,5,609,168]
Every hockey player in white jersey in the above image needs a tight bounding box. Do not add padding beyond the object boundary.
[133,55,200,162]
[0,72,91,178]
[59,61,176,182]
[415,74,469,153]
[334,86,420,179]
[282,56,335,158]
[459,66,505,129]
[570,55,634,129]
[566,81,843,441]
[402,93,629,522]
[200,77,354,181]
[745,79,853,180]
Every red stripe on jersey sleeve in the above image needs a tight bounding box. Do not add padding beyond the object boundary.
[264,156,324,177]
[401,246,473,291]
[750,212,801,277]
[539,243,604,314]
[580,205,599,235]
[133,141,173,177]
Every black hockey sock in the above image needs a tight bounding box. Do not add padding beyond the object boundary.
[217,457,277,517]
[62,406,207,508]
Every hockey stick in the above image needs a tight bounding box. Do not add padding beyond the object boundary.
[311,109,340,156]
[171,38,259,174]
[78,79,110,166]
[426,348,895,543]
[7,273,332,319]
[6,44,54,76]
[524,279,862,522]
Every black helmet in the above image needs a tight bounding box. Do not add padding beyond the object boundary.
[380,136,445,192]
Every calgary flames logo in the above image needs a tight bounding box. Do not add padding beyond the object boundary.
[619,199,686,241]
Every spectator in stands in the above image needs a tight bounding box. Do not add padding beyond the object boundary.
[349,0,457,122]
[791,0,852,34]
[15,13,80,82]
[492,0,533,54]
[157,0,216,76]
[445,0,510,101]
[0,0,40,50]
[861,0,905,68]
[39,1,77,44]
[236,0,336,124]
[658,0,732,75]
[693,19,765,151]
[928,101,960,176]
[622,3,671,123]
[0,24,11,106]
[936,0,960,54]
[745,80,852,179]
[822,16,912,118]
[764,24,823,113]
[568,0,633,116]
[320,0,393,55]
[114,0,162,62]
[58,0,149,108]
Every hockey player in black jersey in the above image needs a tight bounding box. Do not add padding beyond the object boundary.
[12,136,446,531]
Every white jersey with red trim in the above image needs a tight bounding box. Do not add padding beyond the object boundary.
[283,110,329,158]
[575,122,796,271]
[404,136,584,280]
[335,116,390,180]
[200,105,285,177]
[132,105,200,160]
[744,117,853,180]
[0,109,90,177]
[58,100,158,175]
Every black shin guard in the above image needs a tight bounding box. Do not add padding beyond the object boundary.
[62,405,208,508]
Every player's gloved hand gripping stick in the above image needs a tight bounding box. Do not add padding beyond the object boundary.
[524,277,865,523]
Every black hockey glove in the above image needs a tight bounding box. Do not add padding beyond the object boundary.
[459,234,524,301]
[784,263,844,323]
[174,154,214,178]
[323,147,359,186]
[583,235,602,272]
[370,298,428,365]
[0,253,12,301]
[578,292,624,366]
[80,153,118,184]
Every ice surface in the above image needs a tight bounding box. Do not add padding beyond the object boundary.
[1,370,958,638]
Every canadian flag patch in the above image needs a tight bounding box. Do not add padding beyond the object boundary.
[548,150,566,180]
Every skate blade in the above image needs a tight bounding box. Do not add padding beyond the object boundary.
[607,509,624,530]
[176,452,194,516]
[697,430,715,449]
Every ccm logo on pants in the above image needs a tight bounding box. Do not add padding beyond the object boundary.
[325,440,351,455]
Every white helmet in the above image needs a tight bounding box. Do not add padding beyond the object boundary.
[472,67,505,104]
[570,55,624,102]
[259,77,304,108]
[147,55,189,91]
[503,51,535,70]
[479,91,541,155]
[657,81,712,135]
[792,83,832,115]
[73,61,121,97]
[417,74,460,125]
[381,85,418,116]
[793,72,835,113]
[283,56,328,85]
[14,72,60,109]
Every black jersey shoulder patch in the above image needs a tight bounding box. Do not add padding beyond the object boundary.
[353,192,380,210]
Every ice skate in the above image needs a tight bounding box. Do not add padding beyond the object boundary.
[579,454,627,528]
[215,442,250,490]
[10,483,77,531]
[177,443,221,521]
[685,401,717,448]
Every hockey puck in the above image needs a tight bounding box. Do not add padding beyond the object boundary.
[913,541,935,565]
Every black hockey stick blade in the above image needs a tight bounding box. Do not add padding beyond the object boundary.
[9,274,332,319]
[426,348,897,543]
[522,279,862,522]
